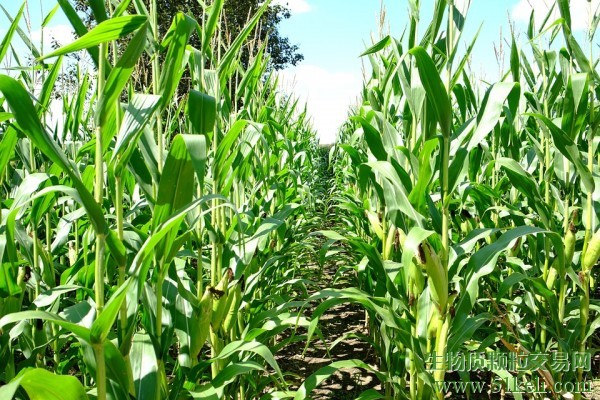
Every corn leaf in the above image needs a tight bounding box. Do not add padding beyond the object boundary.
[0,2,24,66]
[528,113,595,194]
[409,46,452,138]
[39,16,148,60]
[0,75,106,234]
[0,368,88,400]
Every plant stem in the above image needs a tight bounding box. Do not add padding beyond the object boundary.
[115,178,126,336]
[93,344,107,400]
[151,0,163,173]
[94,39,107,400]
[576,20,596,400]
[433,2,454,397]
[94,234,106,311]
[155,269,165,400]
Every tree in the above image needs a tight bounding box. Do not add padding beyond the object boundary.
[221,0,303,71]
[73,0,303,71]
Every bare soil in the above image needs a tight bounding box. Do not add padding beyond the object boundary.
[276,258,382,399]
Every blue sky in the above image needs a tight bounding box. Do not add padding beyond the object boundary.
[1,0,598,143]
[276,0,599,143]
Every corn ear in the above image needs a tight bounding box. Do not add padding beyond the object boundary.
[68,243,77,266]
[565,223,576,266]
[211,269,232,330]
[509,237,521,258]
[545,261,558,290]
[583,229,600,272]
[222,283,242,334]
[383,224,396,260]
[408,261,425,293]
[428,303,441,338]
[192,287,213,357]
[366,210,384,241]
[418,241,448,314]
[396,228,407,251]
[460,220,469,235]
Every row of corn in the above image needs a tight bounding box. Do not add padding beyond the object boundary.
[322,1,599,399]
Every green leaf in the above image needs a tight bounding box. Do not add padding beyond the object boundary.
[0,368,88,400]
[359,117,387,161]
[111,94,162,176]
[218,0,270,86]
[528,113,595,193]
[563,32,598,80]
[363,161,425,226]
[561,73,589,140]
[294,360,384,400]
[0,2,24,66]
[557,0,571,30]
[159,13,197,109]
[453,226,549,335]
[113,0,133,17]
[409,138,438,212]
[360,36,391,56]
[38,57,64,112]
[497,273,528,301]
[0,5,40,59]
[237,43,267,103]
[97,22,149,147]
[42,4,60,28]
[354,389,385,400]
[0,235,21,297]
[0,75,106,235]
[0,310,91,343]
[447,313,492,354]
[91,282,128,344]
[409,46,451,137]
[497,158,552,228]
[0,127,17,184]
[510,32,520,82]
[448,147,468,194]
[191,361,264,399]
[128,195,223,285]
[55,0,99,66]
[130,334,158,400]
[214,120,249,184]
[202,0,224,55]
[153,134,207,231]
[467,82,518,151]
[33,285,84,308]
[451,24,482,88]
[188,90,216,135]
[39,15,148,60]
[88,0,108,23]
[215,340,284,383]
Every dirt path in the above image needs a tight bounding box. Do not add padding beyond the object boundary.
[275,152,383,399]
[273,152,600,399]
[275,218,382,399]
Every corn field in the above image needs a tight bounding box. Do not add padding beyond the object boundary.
[0,0,599,399]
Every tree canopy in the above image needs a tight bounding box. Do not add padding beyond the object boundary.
[73,0,303,71]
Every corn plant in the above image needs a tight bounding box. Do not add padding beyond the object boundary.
[317,0,599,399]
[0,1,324,399]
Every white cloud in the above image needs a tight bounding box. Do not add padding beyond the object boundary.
[271,0,311,14]
[512,0,599,31]
[454,0,471,15]
[31,24,75,52]
[279,64,363,144]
